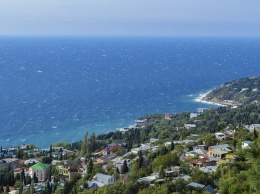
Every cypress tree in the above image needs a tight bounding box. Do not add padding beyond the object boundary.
[116,167,120,174]
[46,181,52,194]
[0,185,4,193]
[81,131,88,155]
[121,160,128,174]
[33,172,38,183]
[50,144,52,158]
[30,180,35,194]
[73,185,78,194]
[87,158,93,174]
[5,185,10,193]
[159,165,165,179]
[171,142,175,150]
[254,128,258,139]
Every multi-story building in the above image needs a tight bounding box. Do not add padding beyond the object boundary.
[29,162,51,182]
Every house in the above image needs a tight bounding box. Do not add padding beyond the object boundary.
[204,185,214,193]
[182,140,196,145]
[150,138,159,143]
[186,151,199,157]
[242,140,254,149]
[29,163,51,182]
[110,157,131,171]
[51,152,62,159]
[24,159,40,166]
[87,181,99,189]
[92,173,116,186]
[51,160,63,166]
[101,145,124,156]
[52,147,64,152]
[187,182,214,193]
[244,124,260,132]
[187,182,205,189]
[200,166,217,173]
[62,149,76,157]
[225,154,237,163]
[56,161,82,180]
[193,145,207,155]
[197,108,208,114]
[96,155,116,165]
[165,170,174,177]
[173,140,183,145]
[190,112,199,119]
[189,158,211,168]
[214,132,226,141]
[138,174,158,184]
[131,143,153,154]
[225,130,235,136]
[184,124,196,130]
[165,114,172,120]
[164,142,172,147]
[13,167,29,176]
[118,127,130,133]
[20,144,29,150]
[0,158,19,169]
[172,175,191,184]
[135,119,147,127]
[208,144,232,159]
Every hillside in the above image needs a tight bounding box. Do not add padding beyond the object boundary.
[204,75,260,105]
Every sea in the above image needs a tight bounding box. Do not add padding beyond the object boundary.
[0,36,259,148]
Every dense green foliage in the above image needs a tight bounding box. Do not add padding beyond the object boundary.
[205,75,260,104]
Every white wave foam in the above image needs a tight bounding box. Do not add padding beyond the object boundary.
[193,90,225,106]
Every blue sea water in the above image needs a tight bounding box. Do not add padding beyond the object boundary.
[0,37,260,148]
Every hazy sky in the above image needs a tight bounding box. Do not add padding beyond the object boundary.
[0,0,259,37]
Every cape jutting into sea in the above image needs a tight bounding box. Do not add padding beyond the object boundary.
[0,37,259,148]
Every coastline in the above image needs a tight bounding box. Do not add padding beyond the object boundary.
[194,90,226,107]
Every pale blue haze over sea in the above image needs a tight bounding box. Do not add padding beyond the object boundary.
[0,37,259,148]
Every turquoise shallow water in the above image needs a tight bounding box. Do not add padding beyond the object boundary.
[0,37,259,148]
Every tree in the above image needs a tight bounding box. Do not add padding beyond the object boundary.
[25,175,31,185]
[30,180,35,194]
[46,181,52,194]
[158,165,165,179]
[50,144,52,158]
[33,172,38,183]
[203,134,217,146]
[5,185,10,193]
[170,142,175,151]
[42,157,52,164]
[121,160,128,174]
[0,185,4,193]
[20,168,25,186]
[152,153,179,171]
[247,139,260,192]
[81,131,88,155]
[87,158,93,174]
[253,128,258,139]
[73,185,78,194]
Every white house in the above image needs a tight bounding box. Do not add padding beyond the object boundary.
[92,173,116,186]
[242,141,254,149]
[214,132,226,141]
[244,124,260,132]
[184,124,196,130]
[190,112,199,119]
[24,159,40,166]
[197,108,208,114]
